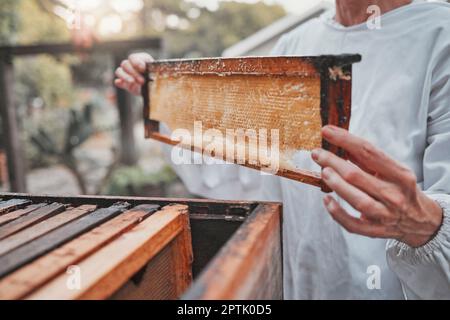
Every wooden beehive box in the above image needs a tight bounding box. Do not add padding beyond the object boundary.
[143,55,361,190]
[0,193,282,300]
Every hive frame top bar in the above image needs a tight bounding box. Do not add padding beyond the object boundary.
[143,54,362,191]
[146,54,362,77]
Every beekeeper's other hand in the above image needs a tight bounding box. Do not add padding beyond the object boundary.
[114,53,153,96]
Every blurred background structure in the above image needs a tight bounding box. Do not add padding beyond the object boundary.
[0,0,446,197]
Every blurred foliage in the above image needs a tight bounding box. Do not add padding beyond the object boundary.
[0,0,19,44]
[0,0,285,194]
[139,0,285,57]
[15,55,74,109]
[16,0,70,44]
[29,104,94,193]
[165,2,285,57]
[70,54,112,88]
[1,0,286,110]
[23,109,69,168]
[3,1,75,111]
[104,164,177,196]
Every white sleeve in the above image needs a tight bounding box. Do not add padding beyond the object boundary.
[386,38,450,299]
[386,198,450,299]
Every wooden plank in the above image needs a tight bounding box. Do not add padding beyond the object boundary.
[171,205,193,297]
[183,203,282,300]
[0,204,46,226]
[147,56,322,77]
[0,202,130,279]
[0,204,159,300]
[0,205,97,256]
[0,199,32,215]
[110,240,179,300]
[0,57,27,192]
[114,54,138,165]
[0,192,258,217]
[144,56,360,190]
[0,37,161,57]
[27,204,189,300]
[0,203,66,240]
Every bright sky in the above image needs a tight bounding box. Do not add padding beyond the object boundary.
[63,0,334,36]
[273,0,334,13]
[191,0,445,14]
[189,0,334,14]
[71,0,443,15]
[69,0,332,15]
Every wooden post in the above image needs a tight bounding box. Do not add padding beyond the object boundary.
[0,38,162,173]
[114,53,138,166]
[0,54,27,192]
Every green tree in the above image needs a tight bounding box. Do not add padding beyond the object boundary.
[13,0,73,110]
[17,0,70,44]
[140,1,286,58]
[0,0,19,44]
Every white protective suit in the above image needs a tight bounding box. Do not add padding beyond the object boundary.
[162,0,450,299]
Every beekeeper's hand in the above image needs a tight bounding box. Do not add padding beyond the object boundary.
[114,53,153,96]
[312,125,443,248]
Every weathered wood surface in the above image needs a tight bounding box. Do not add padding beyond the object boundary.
[144,55,360,189]
[28,204,190,300]
[183,203,283,300]
[0,203,130,278]
[171,205,194,297]
[114,53,139,166]
[110,241,178,300]
[147,57,320,76]
[0,203,66,240]
[0,59,27,192]
[0,204,45,226]
[0,199,32,215]
[0,205,97,256]
[0,192,257,217]
[0,204,159,300]
[0,193,282,301]
[0,38,162,57]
